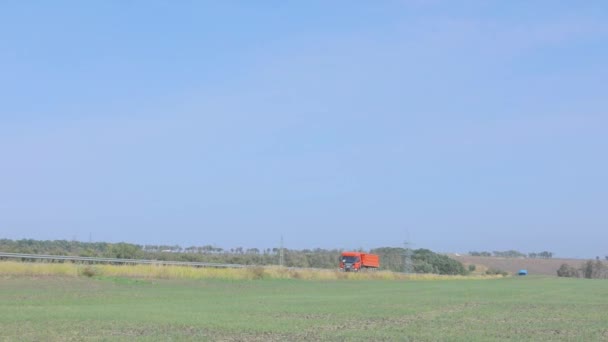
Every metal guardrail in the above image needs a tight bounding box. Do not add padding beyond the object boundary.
[0,252,246,269]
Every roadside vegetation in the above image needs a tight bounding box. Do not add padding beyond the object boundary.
[0,238,471,275]
[0,261,497,281]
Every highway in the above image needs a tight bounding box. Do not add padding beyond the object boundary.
[0,252,247,268]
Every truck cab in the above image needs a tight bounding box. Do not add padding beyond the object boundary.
[340,255,361,272]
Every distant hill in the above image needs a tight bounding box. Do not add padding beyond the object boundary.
[449,254,587,276]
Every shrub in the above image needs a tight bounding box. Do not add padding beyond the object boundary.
[468,264,476,272]
[80,265,100,278]
[486,268,508,276]
[247,266,267,280]
[556,263,579,278]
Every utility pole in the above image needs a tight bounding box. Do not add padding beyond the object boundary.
[403,240,414,274]
[279,235,284,267]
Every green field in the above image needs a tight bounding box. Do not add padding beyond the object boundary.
[1,275,607,341]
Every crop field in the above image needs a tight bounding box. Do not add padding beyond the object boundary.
[1,265,607,341]
[450,255,584,276]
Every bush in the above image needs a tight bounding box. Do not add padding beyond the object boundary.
[486,268,508,276]
[247,266,267,280]
[80,265,100,278]
[556,263,579,278]
[468,264,476,272]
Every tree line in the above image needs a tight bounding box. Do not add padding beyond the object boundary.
[469,250,554,259]
[0,239,468,275]
[557,258,608,279]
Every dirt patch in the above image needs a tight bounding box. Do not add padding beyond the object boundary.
[450,255,587,276]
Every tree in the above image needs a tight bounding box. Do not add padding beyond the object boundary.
[581,260,595,279]
[557,263,579,278]
[412,249,467,275]
[370,247,407,272]
[538,251,553,259]
[493,250,525,258]
[107,243,143,259]
[576,259,606,279]
[596,260,605,278]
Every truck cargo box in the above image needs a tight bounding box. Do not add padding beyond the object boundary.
[360,253,380,268]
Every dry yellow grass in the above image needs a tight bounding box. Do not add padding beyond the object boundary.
[0,261,79,277]
[0,261,504,280]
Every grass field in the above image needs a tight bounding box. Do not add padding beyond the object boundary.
[1,269,607,341]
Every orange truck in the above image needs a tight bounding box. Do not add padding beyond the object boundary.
[339,251,380,271]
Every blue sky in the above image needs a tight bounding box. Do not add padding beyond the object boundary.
[1,1,607,258]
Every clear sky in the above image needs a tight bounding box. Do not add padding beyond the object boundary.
[1,1,607,258]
